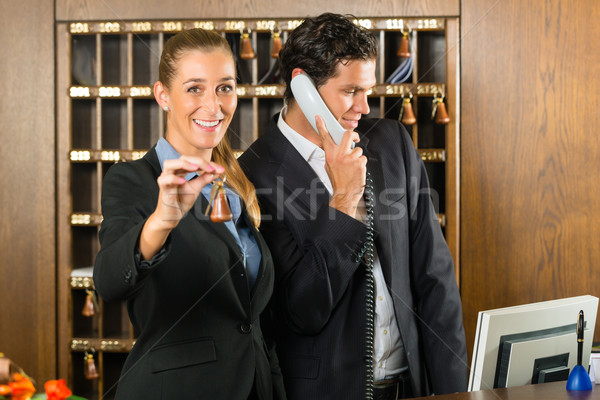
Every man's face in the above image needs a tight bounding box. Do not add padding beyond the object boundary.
[318,59,377,132]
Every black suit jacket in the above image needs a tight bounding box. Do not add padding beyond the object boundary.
[93,148,286,400]
[238,116,467,399]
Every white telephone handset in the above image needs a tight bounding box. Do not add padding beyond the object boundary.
[290,73,351,147]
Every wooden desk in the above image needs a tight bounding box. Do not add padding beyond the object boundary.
[412,381,600,399]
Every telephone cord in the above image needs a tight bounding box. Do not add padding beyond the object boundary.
[356,172,376,400]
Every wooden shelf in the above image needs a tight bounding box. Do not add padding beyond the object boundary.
[71,338,136,353]
[68,82,447,99]
[67,17,446,35]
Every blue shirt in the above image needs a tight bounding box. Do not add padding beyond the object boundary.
[155,138,261,288]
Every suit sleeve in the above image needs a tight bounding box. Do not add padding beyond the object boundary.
[257,198,368,335]
[93,161,170,302]
[260,306,288,400]
[239,147,369,335]
[401,130,468,394]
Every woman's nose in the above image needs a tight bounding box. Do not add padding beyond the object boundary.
[201,92,220,114]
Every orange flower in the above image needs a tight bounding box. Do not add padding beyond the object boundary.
[8,372,35,400]
[0,384,11,396]
[44,379,72,400]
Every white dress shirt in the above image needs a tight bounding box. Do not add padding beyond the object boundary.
[277,109,407,380]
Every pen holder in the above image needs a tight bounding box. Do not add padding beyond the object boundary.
[566,364,592,391]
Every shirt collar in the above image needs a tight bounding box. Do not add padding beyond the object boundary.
[277,106,323,162]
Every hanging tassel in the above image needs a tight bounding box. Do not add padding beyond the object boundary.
[210,186,233,223]
[81,289,96,317]
[84,352,99,380]
[240,29,255,60]
[399,94,416,125]
[432,95,450,124]
[397,31,411,58]
[271,29,282,58]
[205,178,233,223]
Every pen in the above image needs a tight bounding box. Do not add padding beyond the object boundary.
[577,310,584,366]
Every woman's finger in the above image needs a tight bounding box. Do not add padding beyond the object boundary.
[162,158,201,176]
[179,156,225,175]
[157,172,187,188]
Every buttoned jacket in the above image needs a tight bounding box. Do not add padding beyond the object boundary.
[239,116,467,399]
[93,148,286,400]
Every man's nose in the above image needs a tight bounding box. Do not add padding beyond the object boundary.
[355,92,370,115]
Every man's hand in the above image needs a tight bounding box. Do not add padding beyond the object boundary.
[317,115,366,219]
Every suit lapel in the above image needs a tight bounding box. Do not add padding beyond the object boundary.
[191,196,252,304]
[243,211,270,303]
[361,141,395,285]
[192,195,242,256]
[265,124,331,213]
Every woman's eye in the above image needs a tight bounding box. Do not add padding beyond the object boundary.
[218,85,234,94]
[188,87,201,94]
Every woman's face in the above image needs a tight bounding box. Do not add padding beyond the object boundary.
[160,49,237,159]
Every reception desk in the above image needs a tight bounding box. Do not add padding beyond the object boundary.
[412,381,600,399]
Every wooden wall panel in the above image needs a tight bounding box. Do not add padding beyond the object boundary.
[56,0,459,20]
[0,0,56,385]
[460,0,600,354]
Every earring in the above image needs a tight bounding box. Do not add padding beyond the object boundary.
[163,106,169,112]
[204,177,233,223]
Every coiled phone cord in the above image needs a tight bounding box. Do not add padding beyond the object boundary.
[356,172,376,400]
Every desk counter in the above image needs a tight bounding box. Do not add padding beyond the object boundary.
[412,381,600,400]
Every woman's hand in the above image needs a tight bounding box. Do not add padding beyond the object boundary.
[155,157,224,226]
[139,156,225,260]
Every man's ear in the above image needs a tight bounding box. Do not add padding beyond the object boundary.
[153,81,169,111]
[291,68,306,79]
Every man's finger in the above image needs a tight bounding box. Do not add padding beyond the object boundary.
[315,115,335,147]
[316,115,357,153]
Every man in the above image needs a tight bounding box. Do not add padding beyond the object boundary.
[239,13,467,400]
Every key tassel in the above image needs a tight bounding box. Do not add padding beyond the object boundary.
[433,97,450,124]
[211,185,233,223]
[81,289,95,317]
[240,31,255,60]
[271,31,282,58]
[397,31,411,58]
[84,352,99,380]
[400,96,416,125]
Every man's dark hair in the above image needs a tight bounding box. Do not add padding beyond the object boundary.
[279,13,379,101]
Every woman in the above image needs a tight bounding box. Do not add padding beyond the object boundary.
[93,28,285,400]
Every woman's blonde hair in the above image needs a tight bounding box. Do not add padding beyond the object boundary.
[159,28,261,228]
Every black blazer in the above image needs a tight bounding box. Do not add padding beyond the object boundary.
[238,116,468,399]
[93,148,286,400]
